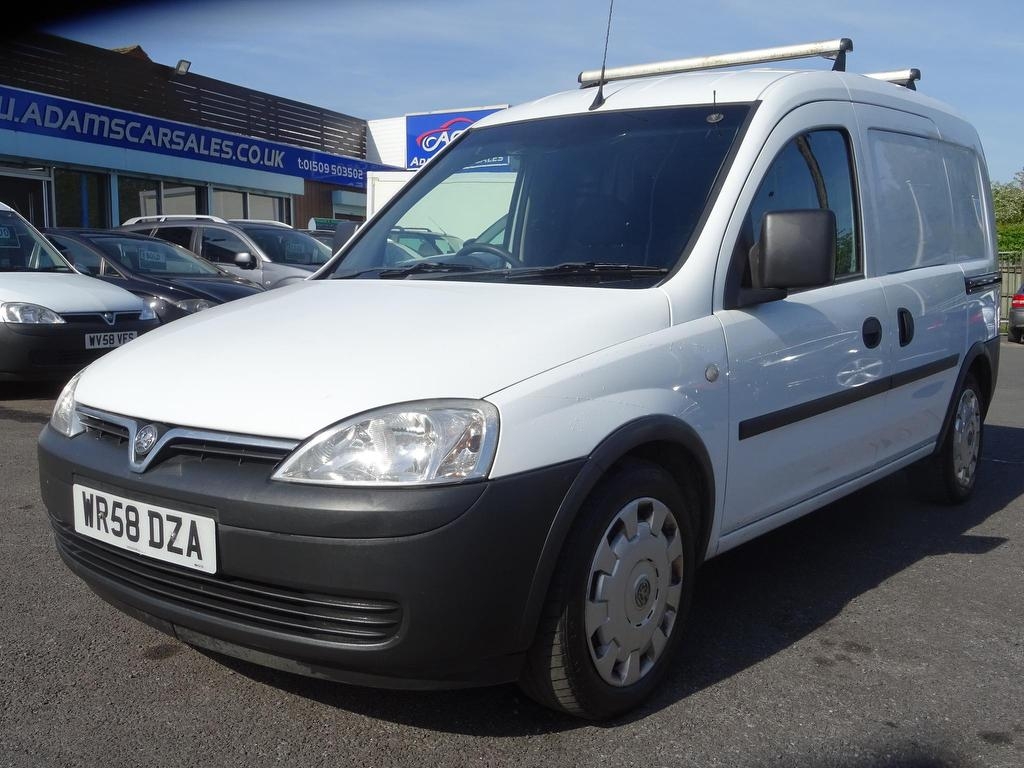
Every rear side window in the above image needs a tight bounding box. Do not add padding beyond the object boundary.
[747,129,859,279]
[154,226,194,250]
[868,130,987,271]
[942,144,988,263]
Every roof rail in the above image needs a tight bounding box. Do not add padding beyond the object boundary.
[229,218,293,228]
[864,69,921,90]
[121,214,227,225]
[579,38,853,87]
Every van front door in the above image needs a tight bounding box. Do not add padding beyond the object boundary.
[715,104,891,536]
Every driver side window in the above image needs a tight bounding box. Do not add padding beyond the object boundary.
[744,129,860,283]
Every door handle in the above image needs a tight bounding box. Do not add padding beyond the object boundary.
[897,308,915,347]
[862,316,882,349]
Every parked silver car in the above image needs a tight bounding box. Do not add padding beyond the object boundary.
[120,216,331,289]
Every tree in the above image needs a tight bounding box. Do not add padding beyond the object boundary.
[993,169,1024,252]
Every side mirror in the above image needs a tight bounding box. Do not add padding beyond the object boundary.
[233,251,254,269]
[752,209,836,291]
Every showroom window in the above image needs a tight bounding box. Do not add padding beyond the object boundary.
[249,193,290,224]
[54,169,109,227]
[117,176,161,224]
[163,184,206,216]
[213,189,244,219]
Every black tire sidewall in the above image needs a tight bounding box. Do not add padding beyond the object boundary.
[558,460,697,719]
[941,375,983,503]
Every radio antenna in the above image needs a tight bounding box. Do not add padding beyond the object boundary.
[589,0,615,111]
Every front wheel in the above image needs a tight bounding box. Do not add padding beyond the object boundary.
[911,373,984,504]
[519,459,697,719]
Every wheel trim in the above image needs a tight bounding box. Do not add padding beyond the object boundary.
[585,496,684,687]
[952,388,981,488]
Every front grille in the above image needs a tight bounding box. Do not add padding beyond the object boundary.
[80,412,130,441]
[61,312,143,324]
[78,409,295,469]
[53,521,402,644]
[163,439,292,464]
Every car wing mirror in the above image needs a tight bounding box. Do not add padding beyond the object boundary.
[738,209,836,307]
[233,251,254,269]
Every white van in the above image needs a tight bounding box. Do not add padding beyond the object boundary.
[37,40,1000,719]
[0,202,158,382]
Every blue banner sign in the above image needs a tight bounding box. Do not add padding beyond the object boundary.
[406,107,504,169]
[0,84,390,189]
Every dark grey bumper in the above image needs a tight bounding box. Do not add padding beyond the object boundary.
[38,424,583,688]
[0,319,158,381]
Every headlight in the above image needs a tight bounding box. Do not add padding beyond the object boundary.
[0,302,65,324]
[272,399,499,486]
[50,371,84,437]
[139,302,158,321]
[173,298,215,313]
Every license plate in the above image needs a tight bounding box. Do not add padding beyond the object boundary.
[72,484,217,574]
[85,331,137,349]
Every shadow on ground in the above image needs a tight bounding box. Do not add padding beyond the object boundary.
[207,424,1024,739]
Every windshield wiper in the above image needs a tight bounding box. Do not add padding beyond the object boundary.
[338,261,491,279]
[501,262,669,282]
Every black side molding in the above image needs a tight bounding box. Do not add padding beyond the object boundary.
[739,354,959,441]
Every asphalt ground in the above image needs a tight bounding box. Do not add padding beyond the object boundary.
[1,345,1022,768]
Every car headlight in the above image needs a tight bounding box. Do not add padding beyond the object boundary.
[272,399,499,486]
[139,302,158,321]
[0,302,65,324]
[50,371,84,437]
[173,298,215,313]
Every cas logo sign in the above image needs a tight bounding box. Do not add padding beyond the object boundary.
[405,107,504,169]
[417,117,473,155]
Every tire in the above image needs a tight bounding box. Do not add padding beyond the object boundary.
[1011,328,1023,344]
[911,373,984,505]
[518,458,698,720]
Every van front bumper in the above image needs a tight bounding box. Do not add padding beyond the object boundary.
[37,424,582,688]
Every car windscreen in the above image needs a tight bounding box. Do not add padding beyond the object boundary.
[0,212,74,272]
[240,227,333,266]
[90,235,222,276]
[326,104,750,286]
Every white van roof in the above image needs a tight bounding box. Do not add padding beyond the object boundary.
[475,38,973,146]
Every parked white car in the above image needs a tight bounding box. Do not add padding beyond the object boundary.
[37,40,1000,719]
[0,203,158,382]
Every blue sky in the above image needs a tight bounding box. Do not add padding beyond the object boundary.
[41,0,1023,182]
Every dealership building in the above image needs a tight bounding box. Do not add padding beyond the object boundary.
[0,32,502,230]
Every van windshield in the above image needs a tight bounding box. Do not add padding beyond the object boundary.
[328,104,750,286]
[0,211,73,273]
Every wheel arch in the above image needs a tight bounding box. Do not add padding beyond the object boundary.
[935,337,999,453]
[515,415,716,649]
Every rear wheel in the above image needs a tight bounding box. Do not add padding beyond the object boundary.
[911,374,984,504]
[519,458,697,719]
[1010,328,1023,343]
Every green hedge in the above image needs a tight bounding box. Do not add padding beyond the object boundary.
[998,223,1024,252]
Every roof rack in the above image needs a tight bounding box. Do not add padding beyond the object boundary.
[579,38,853,88]
[865,69,921,90]
[121,214,227,225]
[229,218,293,228]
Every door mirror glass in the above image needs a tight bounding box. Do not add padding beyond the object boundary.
[233,251,254,268]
